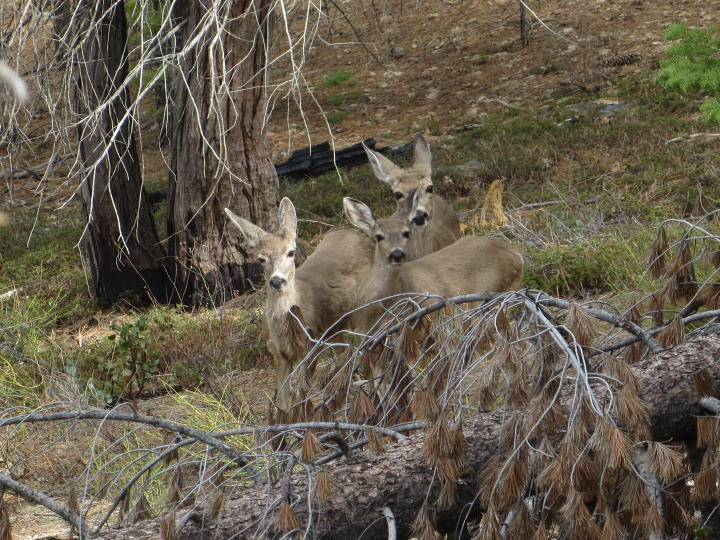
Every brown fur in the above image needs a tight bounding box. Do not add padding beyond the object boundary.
[225,201,374,410]
[363,133,460,260]
[343,199,523,333]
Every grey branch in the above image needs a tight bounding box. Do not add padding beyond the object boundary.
[383,506,397,540]
[0,409,258,480]
[699,396,720,414]
[0,471,92,538]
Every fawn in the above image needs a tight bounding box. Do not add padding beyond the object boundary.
[225,199,374,411]
[343,196,523,333]
[363,133,460,260]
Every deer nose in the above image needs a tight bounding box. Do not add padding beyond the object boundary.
[270,276,286,289]
[412,210,428,226]
[389,249,405,263]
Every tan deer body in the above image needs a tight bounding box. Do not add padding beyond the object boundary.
[225,200,374,410]
[364,133,460,260]
[343,198,523,331]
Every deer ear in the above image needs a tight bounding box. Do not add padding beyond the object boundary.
[362,142,402,186]
[225,207,265,249]
[412,133,431,176]
[343,197,377,238]
[278,197,297,241]
[409,187,421,221]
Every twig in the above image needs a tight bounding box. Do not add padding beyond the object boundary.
[366,292,500,350]
[534,293,663,354]
[0,471,92,538]
[0,153,74,180]
[92,436,195,534]
[597,309,720,355]
[510,200,560,212]
[324,0,384,66]
[0,409,258,480]
[383,506,397,540]
[665,133,720,145]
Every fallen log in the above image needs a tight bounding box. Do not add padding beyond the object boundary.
[95,335,720,539]
[274,138,412,179]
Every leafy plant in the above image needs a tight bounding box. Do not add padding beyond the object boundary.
[656,23,720,123]
[97,315,162,403]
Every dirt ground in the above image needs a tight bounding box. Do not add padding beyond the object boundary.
[2,0,716,537]
[263,0,715,153]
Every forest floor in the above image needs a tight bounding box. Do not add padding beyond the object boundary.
[2,0,719,537]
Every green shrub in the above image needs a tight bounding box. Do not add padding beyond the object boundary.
[95,314,162,402]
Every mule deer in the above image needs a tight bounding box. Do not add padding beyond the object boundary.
[225,199,374,411]
[363,133,460,260]
[343,196,523,332]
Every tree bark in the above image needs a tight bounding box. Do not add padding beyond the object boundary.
[73,1,169,304]
[95,335,720,539]
[168,0,278,306]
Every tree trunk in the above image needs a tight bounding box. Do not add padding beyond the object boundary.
[168,0,279,306]
[73,1,169,304]
[96,335,720,539]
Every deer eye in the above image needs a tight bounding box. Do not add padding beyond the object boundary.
[426,185,434,193]
[287,250,295,258]
[375,234,384,242]
[256,255,267,264]
[402,230,410,238]
[394,192,404,200]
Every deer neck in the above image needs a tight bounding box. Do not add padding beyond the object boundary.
[367,258,402,301]
[408,222,430,260]
[266,278,298,321]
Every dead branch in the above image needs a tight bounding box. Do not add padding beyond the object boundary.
[0,471,92,538]
[0,409,256,476]
[93,336,720,539]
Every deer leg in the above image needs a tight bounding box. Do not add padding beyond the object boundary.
[275,355,293,412]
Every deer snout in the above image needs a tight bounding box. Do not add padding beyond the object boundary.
[389,249,406,263]
[269,276,287,289]
[412,210,429,226]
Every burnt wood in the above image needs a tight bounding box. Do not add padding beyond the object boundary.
[274,138,413,179]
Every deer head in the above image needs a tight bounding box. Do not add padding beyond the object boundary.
[363,133,434,227]
[224,198,297,291]
[343,197,412,265]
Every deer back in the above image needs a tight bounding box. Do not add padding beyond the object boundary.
[294,228,375,336]
[344,197,522,332]
[399,236,523,298]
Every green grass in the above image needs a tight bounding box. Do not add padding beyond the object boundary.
[320,68,356,88]
[65,306,266,405]
[523,230,652,296]
[0,220,90,357]
[326,111,348,124]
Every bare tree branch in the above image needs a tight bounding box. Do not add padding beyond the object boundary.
[0,471,92,537]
